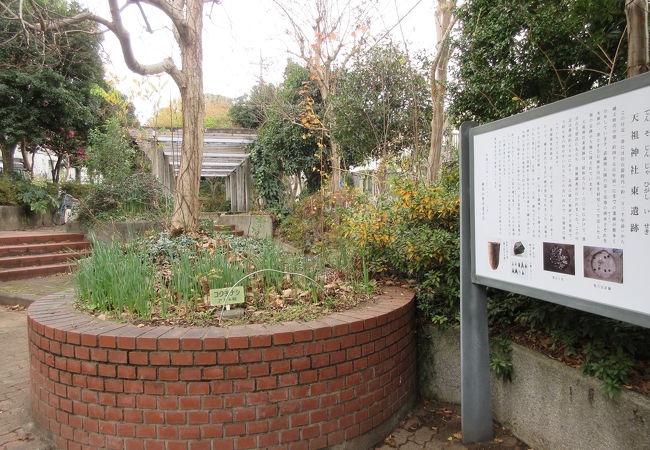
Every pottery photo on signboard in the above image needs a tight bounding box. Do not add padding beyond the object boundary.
[488,241,501,270]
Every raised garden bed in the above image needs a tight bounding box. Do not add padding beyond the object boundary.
[28,287,416,449]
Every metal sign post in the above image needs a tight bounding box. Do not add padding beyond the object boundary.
[460,121,493,443]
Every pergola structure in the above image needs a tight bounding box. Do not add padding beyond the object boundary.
[135,128,257,212]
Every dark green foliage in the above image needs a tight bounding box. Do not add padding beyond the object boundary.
[0,0,106,172]
[249,62,327,210]
[331,44,431,165]
[0,173,58,213]
[77,174,171,223]
[449,0,627,124]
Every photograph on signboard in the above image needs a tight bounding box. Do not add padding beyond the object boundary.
[487,241,501,270]
[583,246,624,284]
[543,242,575,275]
[512,241,526,257]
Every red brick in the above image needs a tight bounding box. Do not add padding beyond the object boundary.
[228,336,249,349]
[129,352,148,365]
[249,363,269,377]
[257,404,277,419]
[136,424,156,438]
[218,351,239,364]
[181,367,202,380]
[281,428,300,443]
[234,379,255,392]
[158,397,178,409]
[117,394,136,408]
[99,392,116,406]
[226,366,247,379]
[167,442,188,450]
[278,373,298,387]
[159,367,179,381]
[299,370,318,384]
[137,395,157,409]
[172,352,194,365]
[188,382,209,394]
[224,422,245,436]
[271,360,290,374]
[188,411,209,424]
[97,363,115,377]
[234,407,255,421]
[144,381,164,395]
[194,352,216,365]
[201,424,223,438]
[124,409,143,423]
[123,438,146,450]
[250,334,272,347]
[255,376,277,390]
[104,379,123,392]
[149,352,170,365]
[157,426,178,439]
[108,349,128,363]
[190,441,210,450]
[211,381,233,394]
[269,416,289,431]
[294,329,313,343]
[247,420,269,434]
[145,441,166,450]
[90,347,107,361]
[284,344,305,358]
[106,407,123,421]
[246,392,268,405]
[202,396,223,409]
[235,436,257,449]
[225,393,246,408]
[124,380,144,393]
[204,336,226,350]
[263,347,282,361]
[74,346,90,359]
[138,366,157,380]
[203,366,224,379]
[117,423,136,437]
[180,425,201,439]
[258,432,280,447]
[144,410,164,424]
[180,396,201,409]
[159,337,181,351]
[181,338,203,351]
[167,382,187,395]
[165,411,186,425]
[272,332,293,345]
[301,424,320,439]
[118,365,137,379]
[210,409,233,423]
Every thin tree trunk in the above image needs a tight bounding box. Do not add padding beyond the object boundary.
[1,142,16,174]
[20,138,33,175]
[170,0,204,232]
[330,140,342,191]
[625,0,649,77]
[426,0,456,184]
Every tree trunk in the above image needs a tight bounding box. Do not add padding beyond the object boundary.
[20,138,33,175]
[170,0,205,232]
[330,140,342,191]
[625,0,649,77]
[1,142,16,174]
[52,155,63,183]
[426,0,456,184]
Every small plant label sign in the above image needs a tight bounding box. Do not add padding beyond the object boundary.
[209,286,245,306]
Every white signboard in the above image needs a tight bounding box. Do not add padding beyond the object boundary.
[473,83,650,318]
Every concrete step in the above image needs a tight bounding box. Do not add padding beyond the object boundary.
[0,233,85,246]
[0,262,77,282]
[0,241,91,258]
[0,251,90,269]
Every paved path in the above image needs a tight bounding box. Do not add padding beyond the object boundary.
[0,307,51,449]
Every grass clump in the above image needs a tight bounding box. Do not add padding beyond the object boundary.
[74,228,374,326]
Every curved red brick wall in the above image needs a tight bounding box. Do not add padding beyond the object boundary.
[28,287,416,450]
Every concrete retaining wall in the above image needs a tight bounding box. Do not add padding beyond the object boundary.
[66,221,163,243]
[213,214,273,239]
[0,206,53,230]
[420,325,650,450]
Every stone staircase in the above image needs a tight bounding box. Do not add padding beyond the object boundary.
[213,224,244,237]
[0,232,91,281]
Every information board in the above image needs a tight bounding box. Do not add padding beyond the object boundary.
[470,74,650,327]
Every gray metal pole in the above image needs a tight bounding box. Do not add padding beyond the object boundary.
[459,121,493,443]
